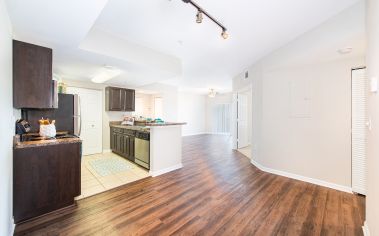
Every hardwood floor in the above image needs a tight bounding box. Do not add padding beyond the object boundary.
[15,134,365,236]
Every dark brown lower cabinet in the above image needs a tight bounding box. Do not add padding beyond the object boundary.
[13,142,81,223]
[110,127,135,162]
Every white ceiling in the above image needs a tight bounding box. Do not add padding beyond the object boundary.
[6,0,362,93]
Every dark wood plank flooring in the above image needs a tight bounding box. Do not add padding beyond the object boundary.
[14,134,365,236]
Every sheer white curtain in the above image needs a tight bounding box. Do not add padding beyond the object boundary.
[212,104,231,134]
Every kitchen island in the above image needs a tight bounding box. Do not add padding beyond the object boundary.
[110,122,186,177]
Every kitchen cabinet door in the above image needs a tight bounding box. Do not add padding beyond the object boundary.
[110,128,135,162]
[106,87,123,111]
[123,89,135,111]
[110,129,117,150]
[123,135,129,157]
[13,40,54,109]
[106,87,135,111]
[129,137,135,159]
[116,133,123,153]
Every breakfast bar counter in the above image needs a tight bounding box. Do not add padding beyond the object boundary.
[110,122,186,177]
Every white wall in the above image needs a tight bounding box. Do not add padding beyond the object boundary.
[178,92,206,136]
[0,0,14,234]
[135,93,153,118]
[366,0,379,234]
[142,83,179,122]
[233,2,365,190]
[262,59,362,188]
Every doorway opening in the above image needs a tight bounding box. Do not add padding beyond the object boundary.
[235,87,253,159]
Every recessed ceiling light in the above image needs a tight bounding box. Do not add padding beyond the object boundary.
[337,47,353,54]
[91,66,121,83]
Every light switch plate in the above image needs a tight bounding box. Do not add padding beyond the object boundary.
[370,77,378,93]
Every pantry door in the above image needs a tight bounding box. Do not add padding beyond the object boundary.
[66,87,103,155]
[351,68,367,195]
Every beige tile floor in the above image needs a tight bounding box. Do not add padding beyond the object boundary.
[76,152,150,200]
[237,145,252,159]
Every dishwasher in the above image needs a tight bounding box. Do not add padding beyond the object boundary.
[134,131,150,169]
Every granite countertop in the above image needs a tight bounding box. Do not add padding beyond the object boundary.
[145,122,187,127]
[14,134,82,149]
[109,121,186,130]
[110,124,149,131]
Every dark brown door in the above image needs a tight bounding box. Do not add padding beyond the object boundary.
[124,89,135,111]
[129,137,135,160]
[109,88,123,111]
[123,135,129,157]
[13,40,53,109]
[110,129,116,150]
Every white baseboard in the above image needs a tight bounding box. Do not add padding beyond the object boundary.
[182,132,231,137]
[102,149,112,153]
[363,221,370,236]
[250,159,352,193]
[182,132,207,137]
[11,218,15,236]
[150,163,183,177]
[205,132,231,136]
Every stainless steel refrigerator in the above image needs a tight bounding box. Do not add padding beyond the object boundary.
[22,93,81,135]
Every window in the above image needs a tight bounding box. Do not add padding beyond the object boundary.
[154,97,163,119]
[134,97,144,116]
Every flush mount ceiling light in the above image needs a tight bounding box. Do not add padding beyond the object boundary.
[337,47,353,55]
[91,66,121,84]
[208,89,217,98]
[181,0,229,39]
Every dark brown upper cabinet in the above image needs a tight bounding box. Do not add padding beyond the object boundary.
[13,40,57,109]
[105,86,135,111]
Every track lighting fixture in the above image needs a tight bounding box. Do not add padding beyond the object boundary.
[221,29,228,39]
[196,10,203,24]
[181,0,229,39]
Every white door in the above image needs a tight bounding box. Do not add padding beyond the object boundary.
[351,68,367,195]
[66,87,103,156]
[237,93,249,149]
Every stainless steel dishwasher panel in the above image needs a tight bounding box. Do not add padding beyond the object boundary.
[135,137,150,169]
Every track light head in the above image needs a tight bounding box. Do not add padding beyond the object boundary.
[181,0,229,40]
[221,29,228,39]
[196,10,203,23]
